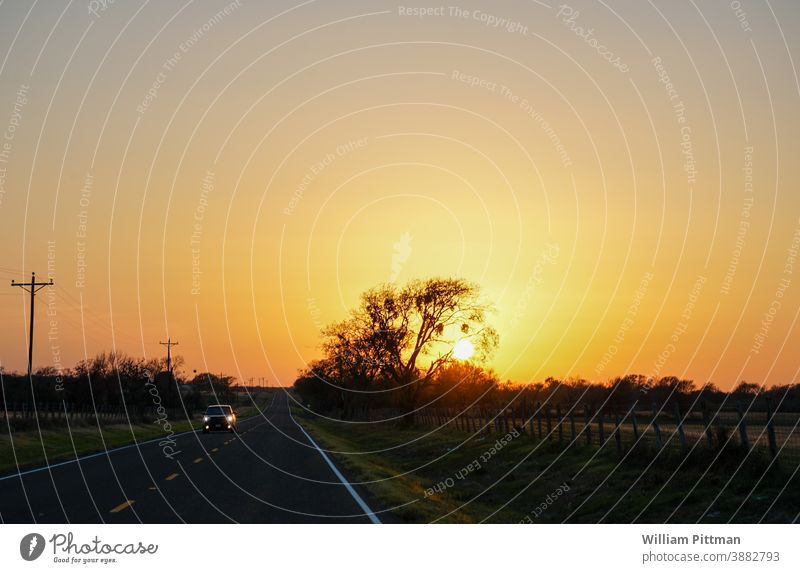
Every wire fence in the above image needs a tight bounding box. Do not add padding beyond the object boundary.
[1,390,273,430]
[0,402,187,426]
[416,400,800,465]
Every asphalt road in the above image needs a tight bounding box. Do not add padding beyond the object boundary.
[0,391,380,523]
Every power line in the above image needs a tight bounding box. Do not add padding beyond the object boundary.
[10,272,53,378]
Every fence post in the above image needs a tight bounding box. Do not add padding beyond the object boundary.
[570,407,576,442]
[536,402,542,439]
[614,410,622,453]
[674,402,687,451]
[630,401,639,441]
[546,406,552,440]
[584,405,592,445]
[765,398,778,459]
[598,409,605,444]
[557,404,563,442]
[736,404,750,451]
[652,403,663,450]
[701,400,714,448]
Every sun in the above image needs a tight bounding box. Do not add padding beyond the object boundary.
[453,339,475,360]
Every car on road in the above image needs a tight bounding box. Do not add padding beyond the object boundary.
[202,404,237,433]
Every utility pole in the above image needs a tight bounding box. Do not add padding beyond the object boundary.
[159,338,179,376]
[11,272,53,379]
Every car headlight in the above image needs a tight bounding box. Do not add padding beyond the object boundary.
[203,416,209,422]
[226,415,233,422]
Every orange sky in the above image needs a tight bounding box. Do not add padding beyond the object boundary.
[1,1,799,389]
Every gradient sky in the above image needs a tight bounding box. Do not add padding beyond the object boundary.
[1,0,799,389]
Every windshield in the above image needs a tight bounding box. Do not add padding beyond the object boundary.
[205,406,230,416]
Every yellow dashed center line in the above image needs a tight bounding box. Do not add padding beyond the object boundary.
[110,500,135,513]
[147,486,157,491]
[193,457,203,464]
[165,473,179,481]
[211,447,219,453]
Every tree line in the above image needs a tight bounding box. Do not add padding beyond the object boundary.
[294,278,800,421]
[0,351,237,412]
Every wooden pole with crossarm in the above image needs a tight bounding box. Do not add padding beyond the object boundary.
[159,338,179,376]
[11,271,54,378]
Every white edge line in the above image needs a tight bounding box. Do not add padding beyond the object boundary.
[287,399,382,524]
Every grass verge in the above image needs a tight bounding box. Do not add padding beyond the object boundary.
[296,411,800,523]
[0,390,273,475]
